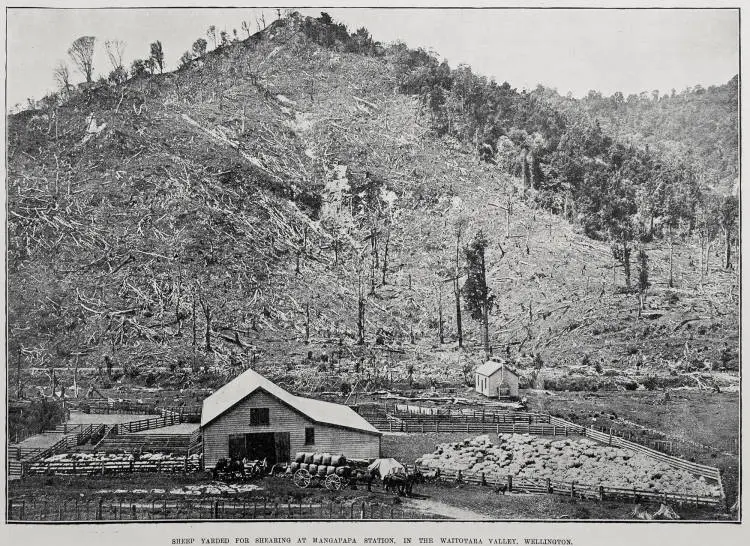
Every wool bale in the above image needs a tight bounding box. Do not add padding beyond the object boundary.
[317,465,328,477]
[304,453,314,464]
[335,466,352,477]
[290,462,300,472]
[294,452,306,463]
[300,463,309,471]
[326,465,337,475]
[312,453,324,465]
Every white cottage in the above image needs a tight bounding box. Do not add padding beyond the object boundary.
[475,360,519,398]
[201,368,381,469]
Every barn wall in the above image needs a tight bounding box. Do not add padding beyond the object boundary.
[202,391,380,468]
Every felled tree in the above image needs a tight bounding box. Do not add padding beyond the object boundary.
[463,230,495,359]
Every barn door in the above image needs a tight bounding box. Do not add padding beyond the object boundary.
[228,434,246,460]
[274,432,290,464]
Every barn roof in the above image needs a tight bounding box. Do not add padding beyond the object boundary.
[475,360,518,377]
[200,368,381,435]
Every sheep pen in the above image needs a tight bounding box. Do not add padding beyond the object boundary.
[415,434,721,498]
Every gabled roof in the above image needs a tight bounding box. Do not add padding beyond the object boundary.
[200,368,380,435]
[475,360,518,377]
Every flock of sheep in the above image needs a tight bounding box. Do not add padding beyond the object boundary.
[415,434,720,497]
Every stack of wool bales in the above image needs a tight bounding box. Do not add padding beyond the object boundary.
[415,433,720,497]
[289,452,351,477]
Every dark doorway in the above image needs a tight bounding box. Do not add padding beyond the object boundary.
[228,432,290,465]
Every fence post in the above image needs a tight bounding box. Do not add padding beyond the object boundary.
[570,482,575,498]
[213,500,219,519]
[512,423,516,434]
[546,478,551,493]
[507,475,513,492]
[481,472,486,486]
[565,427,568,436]
[132,504,137,520]
[599,486,605,501]
[457,469,462,483]
[360,501,365,519]
[96,498,103,520]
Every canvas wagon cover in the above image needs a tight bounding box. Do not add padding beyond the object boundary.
[367,458,405,478]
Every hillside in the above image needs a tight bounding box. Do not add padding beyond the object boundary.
[540,78,739,194]
[7,13,739,404]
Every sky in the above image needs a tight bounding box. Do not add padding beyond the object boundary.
[5,7,740,108]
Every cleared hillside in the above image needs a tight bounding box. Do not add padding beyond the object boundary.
[7,14,739,401]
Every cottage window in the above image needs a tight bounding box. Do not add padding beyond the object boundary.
[249,408,269,426]
[305,427,315,445]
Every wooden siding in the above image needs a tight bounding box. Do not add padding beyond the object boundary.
[203,391,380,468]
[476,367,519,398]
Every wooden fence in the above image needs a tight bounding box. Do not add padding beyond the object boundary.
[416,466,723,509]
[548,416,723,484]
[115,412,182,434]
[7,497,434,521]
[378,419,584,436]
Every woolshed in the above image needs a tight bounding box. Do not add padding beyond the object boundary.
[475,360,519,398]
[200,368,381,468]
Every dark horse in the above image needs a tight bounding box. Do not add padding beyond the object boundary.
[382,468,424,497]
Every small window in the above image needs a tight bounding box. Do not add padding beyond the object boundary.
[305,427,315,445]
[249,408,269,426]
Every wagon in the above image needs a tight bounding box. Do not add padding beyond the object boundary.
[292,468,348,491]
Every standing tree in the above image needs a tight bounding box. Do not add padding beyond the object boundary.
[463,230,496,359]
[179,51,193,69]
[192,38,208,58]
[149,41,165,74]
[130,59,149,78]
[696,194,720,287]
[68,36,96,83]
[53,62,72,93]
[104,39,126,72]
[105,40,128,85]
[242,20,251,37]
[719,195,739,270]
[207,25,217,49]
[636,248,650,317]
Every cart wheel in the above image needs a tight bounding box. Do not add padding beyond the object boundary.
[325,474,343,491]
[293,469,312,488]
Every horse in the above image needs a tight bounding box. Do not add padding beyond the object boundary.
[383,468,423,497]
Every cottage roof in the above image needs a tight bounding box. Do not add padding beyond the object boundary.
[200,368,380,435]
[475,360,518,378]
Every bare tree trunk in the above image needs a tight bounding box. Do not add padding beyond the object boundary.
[200,298,212,352]
[381,230,390,285]
[699,237,705,290]
[455,226,463,348]
[724,228,732,270]
[176,266,182,334]
[438,284,444,344]
[305,302,310,343]
[668,231,674,288]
